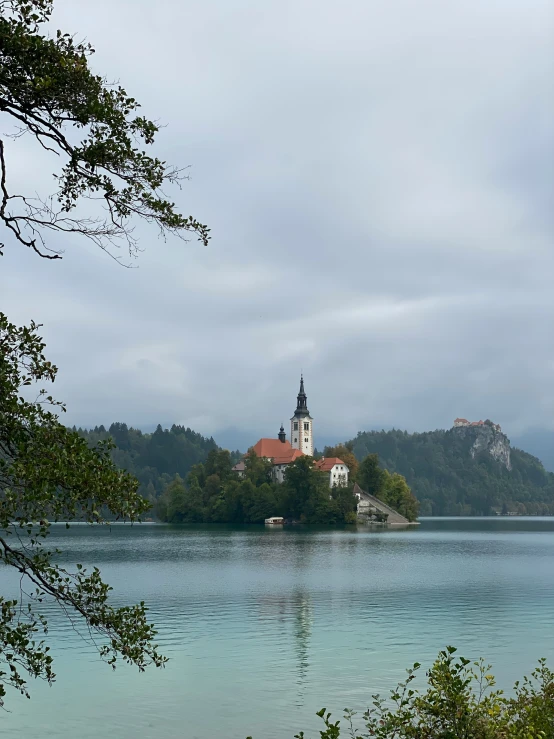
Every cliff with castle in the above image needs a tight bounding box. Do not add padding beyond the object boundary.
[452,418,512,470]
[349,421,554,516]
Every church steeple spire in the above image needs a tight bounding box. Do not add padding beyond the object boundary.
[290,375,314,456]
[295,374,309,416]
[278,424,286,443]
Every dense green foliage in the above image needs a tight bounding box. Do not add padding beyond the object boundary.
[77,423,234,505]
[0,0,208,262]
[278,647,554,739]
[156,452,358,525]
[350,429,554,516]
[0,314,165,706]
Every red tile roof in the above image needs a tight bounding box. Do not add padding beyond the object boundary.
[273,449,303,465]
[250,438,295,459]
[248,439,304,466]
[314,457,346,472]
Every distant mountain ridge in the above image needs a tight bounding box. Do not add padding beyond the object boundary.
[347,426,554,516]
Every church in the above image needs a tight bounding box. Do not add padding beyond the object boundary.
[289,375,314,456]
[233,377,349,487]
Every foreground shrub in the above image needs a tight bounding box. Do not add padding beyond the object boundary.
[250,647,554,738]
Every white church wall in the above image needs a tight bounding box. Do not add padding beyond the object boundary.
[273,464,287,484]
[329,463,349,488]
[291,415,313,457]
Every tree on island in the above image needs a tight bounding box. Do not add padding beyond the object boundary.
[282,456,331,522]
[243,450,274,487]
[282,457,357,524]
[1,0,209,705]
[358,453,385,496]
[155,452,358,525]
[380,470,420,522]
[358,453,419,522]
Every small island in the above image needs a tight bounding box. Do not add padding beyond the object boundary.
[155,377,418,525]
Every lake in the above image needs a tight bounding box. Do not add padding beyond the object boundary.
[1,518,554,738]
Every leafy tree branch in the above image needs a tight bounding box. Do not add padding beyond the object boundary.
[0,0,210,263]
[0,312,166,705]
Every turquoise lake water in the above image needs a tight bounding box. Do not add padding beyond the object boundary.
[1,518,554,738]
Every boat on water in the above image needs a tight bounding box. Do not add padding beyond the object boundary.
[265,517,285,525]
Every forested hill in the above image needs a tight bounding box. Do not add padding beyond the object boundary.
[348,428,554,516]
[77,423,241,502]
[79,422,554,517]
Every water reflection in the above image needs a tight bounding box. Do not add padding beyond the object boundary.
[293,592,312,694]
[256,590,313,701]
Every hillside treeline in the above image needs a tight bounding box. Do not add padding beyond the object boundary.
[348,429,554,515]
[77,423,237,503]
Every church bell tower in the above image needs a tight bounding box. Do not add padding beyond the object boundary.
[290,375,314,456]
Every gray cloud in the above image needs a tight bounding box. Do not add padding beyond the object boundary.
[1,0,553,447]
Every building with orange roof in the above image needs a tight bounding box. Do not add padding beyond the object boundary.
[231,423,305,483]
[243,429,304,483]
[314,457,350,487]
[250,436,295,460]
[453,418,470,427]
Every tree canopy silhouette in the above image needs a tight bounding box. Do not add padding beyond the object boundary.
[0,0,209,263]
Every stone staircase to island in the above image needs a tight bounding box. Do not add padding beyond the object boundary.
[353,483,411,525]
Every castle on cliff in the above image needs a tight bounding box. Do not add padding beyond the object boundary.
[453,418,502,432]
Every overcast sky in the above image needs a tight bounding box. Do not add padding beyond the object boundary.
[1,0,553,448]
